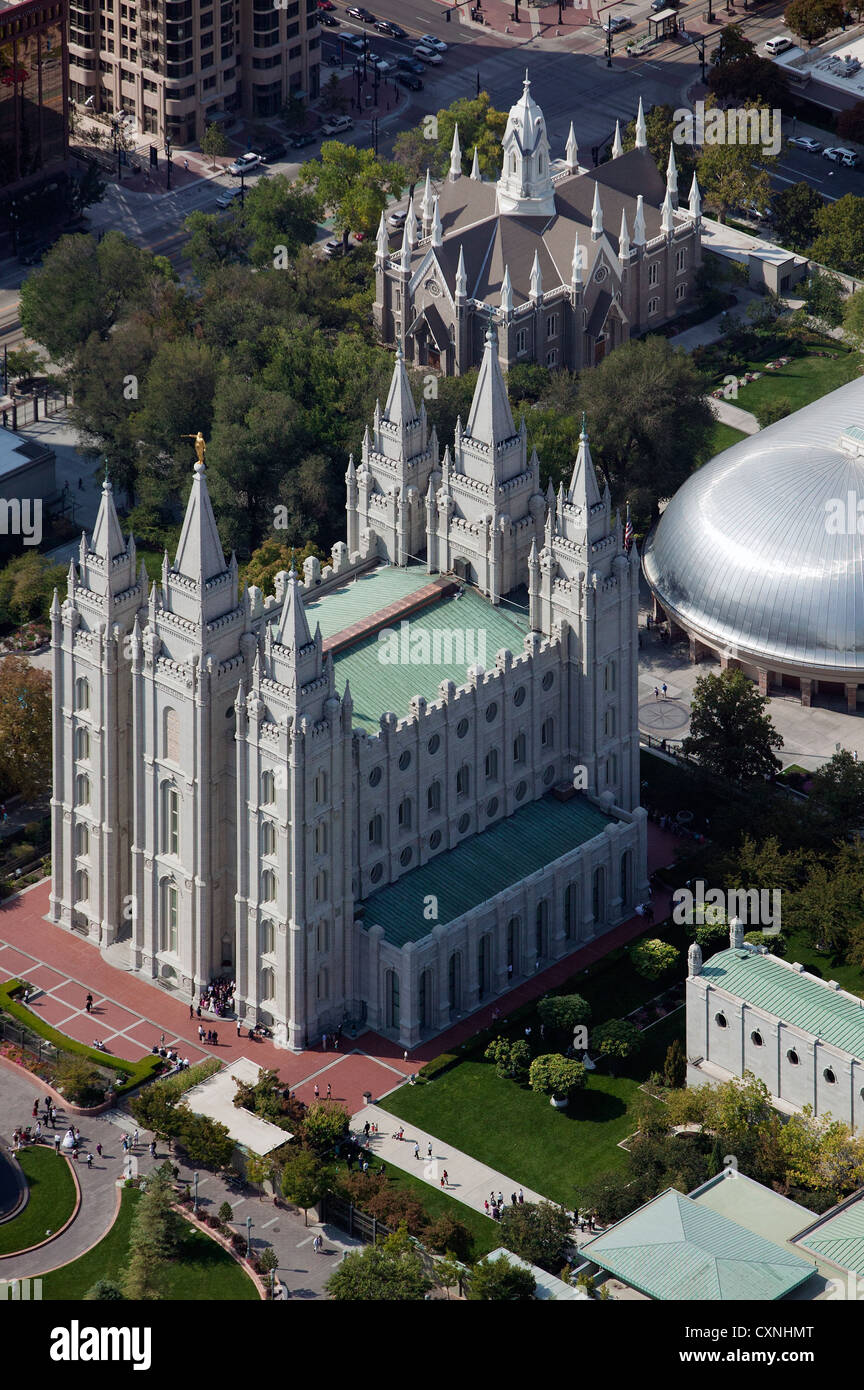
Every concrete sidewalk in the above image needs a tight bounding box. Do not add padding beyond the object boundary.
[352,1102,554,1222]
[710,397,760,434]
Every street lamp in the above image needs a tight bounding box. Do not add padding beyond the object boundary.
[245,1214,253,1258]
[192,1170,199,1215]
[165,138,172,191]
[476,70,481,97]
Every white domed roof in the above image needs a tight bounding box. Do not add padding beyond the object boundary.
[642,375,864,676]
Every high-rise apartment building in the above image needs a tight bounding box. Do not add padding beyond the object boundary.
[67,0,321,146]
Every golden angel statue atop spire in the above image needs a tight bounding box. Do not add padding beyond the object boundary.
[181,431,207,466]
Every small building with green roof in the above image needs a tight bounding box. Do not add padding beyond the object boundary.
[686,921,864,1132]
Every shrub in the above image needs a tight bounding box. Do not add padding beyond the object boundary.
[629,939,679,981]
[591,1018,642,1066]
[417,1052,458,1081]
[55,1056,107,1107]
[231,1233,245,1252]
[218,1201,234,1225]
[537,993,591,1045]
[755,395,792,429]
[424,1212,472,1262]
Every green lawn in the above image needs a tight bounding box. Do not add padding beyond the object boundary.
[42,1187,259,1300]
[0,1146,77,1256]
[378,1013,683,1208]
[731,349,860,416]
[706,421,747,458]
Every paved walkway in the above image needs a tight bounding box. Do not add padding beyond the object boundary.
[352,1103,550,1221]
[709,397,760,435]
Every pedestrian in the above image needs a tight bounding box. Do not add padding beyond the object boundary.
[198,1024,204,1042]
[662,682,668,698]
[237,1018,242,1036]
[212,1029,218,1046]
[96,1143,102,1158]
[160,1033,165,1047]
[314,1083,319,1100]
[511,1192,517,1205]
[484,1199,490,1215]
[54,1134,60,1153]
[362,1159,368,1173]
[32,1101,38,1119]
[654,686,659,700]
[327,1082,332,1099]
[427,1142,432,1159]
[133,1129,138,1148]
[85,992,93,1014]
[189,1003,194,1018]
[122,1136,128,1153]
[87,1153,93,1169]
[78,476,83,489]
[414,1141,420,1160]
[196,1005,202,1018]
[442,1169,449,1186]
[149,1141,156,1157]
[322,1032,327,1051]
[497,1190,503,1206]
[363,1120,370,1138]
[35,1121,41,1139]
[440,1174,445,1188]
[518,1189,524,1204]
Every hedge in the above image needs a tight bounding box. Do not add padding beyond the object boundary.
[1,978,163,1094]
[417,1052,459,1082]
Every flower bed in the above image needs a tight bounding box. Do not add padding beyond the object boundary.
[0,623,50,654]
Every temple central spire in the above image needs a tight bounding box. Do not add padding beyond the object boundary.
[496,69,555,218]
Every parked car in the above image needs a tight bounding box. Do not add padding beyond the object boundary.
[346,5,375,20]
[418,33,447,51]
[291,130,319,147]
[319,12,338,23]
[369,55,392,72]
[260,140,287,162]
[215,187,243,208]
[387,208,408,229]
[323,237,345,258]
[413,43,442,63]
[823,146,859,167]
[602,15,632,32]
[395,71,423,91]
[787,136,821,152]
[396,56,425,74]
[337,30,365,49]
[316,0,336,8]
[375,19,406,36]
[227,151,262,175]
[321,114,354,135]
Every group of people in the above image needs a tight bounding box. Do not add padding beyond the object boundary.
[321,1027,343,1052]
[484,1190,525,1220]
[31,1096,57,1127]
[643,803,707,843]
[197,1024,220,1047]
[194,978,235,1019]
[151,1042,189,1067]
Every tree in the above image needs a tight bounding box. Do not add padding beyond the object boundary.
[575,1172,642,1226]
[242,175,322,267]
[811,195,864,277]
[770,182,824,254]
[5,346,44,387]
[19,229,157,363]
[710,22,754,66]
[431,93,508,179]
[484,1037,530,1079]
[576,337,715,524]
[0,656,51,801]
[201,122,228,169]
[301,1101,350,1152]
[130,1084,178,1141]
[591,1019,642,1066]
[842,284,864,349]
[435,1254,463,1300]
[708,53,789,107]
[218,1201,234,1225]
[663,1039,686,1090]
[528,1053,587,1103]
[683,669,783,783]
[621,102,697,187]
[326,1226,431,1300]
[299,143,404,252]
[321,72,346,115]
[240,539,326,595]
[808,751,864,835]
[801,269,846,332]
[697,141,774,224]
[629,939,678,981]
[799,844,864,957]
[498,1201,571,1271]
[425,1212,472,1262]
[127,1163,184,1279]
[280,1147,333,1225]
[467,1254,535,1300]
[785,0,844,43]
[83,1280,125,1300]
[55,1057,106,1107]
[0,553,65,627]
[754,395,793,429]
[536,993,591,1048]
[182,209,252,280]
[172,1108,235,1170]
[392,127,431,203]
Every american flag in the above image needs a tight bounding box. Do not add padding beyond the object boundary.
[624,504,633,554]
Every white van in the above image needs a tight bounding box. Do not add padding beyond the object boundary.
[765,36,793,55]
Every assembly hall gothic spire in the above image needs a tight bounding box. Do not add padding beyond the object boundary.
[374,74,702,376]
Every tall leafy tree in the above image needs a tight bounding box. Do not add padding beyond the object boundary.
[467,1256,536,1301]
[785,0,844,44]
[431,92,508,178]
[327,1226,431,1300]
[497,1201,571,1272]
[811,194,864,276]
[683,669,783,783]
[770,182,824,253]
[697,140,774,223]
[182,209,252,281]
[0,655,52,800]
[620,101,697,187]
[242,175,322,267]
[299,144,404,251]
[280,1147,333,1225]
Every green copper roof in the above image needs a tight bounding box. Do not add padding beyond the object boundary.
[329,585,529,733]
[360,794,612,946]
[305,565,436,642]
[796,1197,864,1277]
[701,947,864,1057]
[582,1189,816,1302]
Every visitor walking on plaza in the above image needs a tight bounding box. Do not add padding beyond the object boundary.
[427,1142,432,1159]
[662,682,668,698]
[413,1141,420,1160]
[314,1083,319,1101]
[85,992,93,1014]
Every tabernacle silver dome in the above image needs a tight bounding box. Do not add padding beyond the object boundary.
[643,375,864,679]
